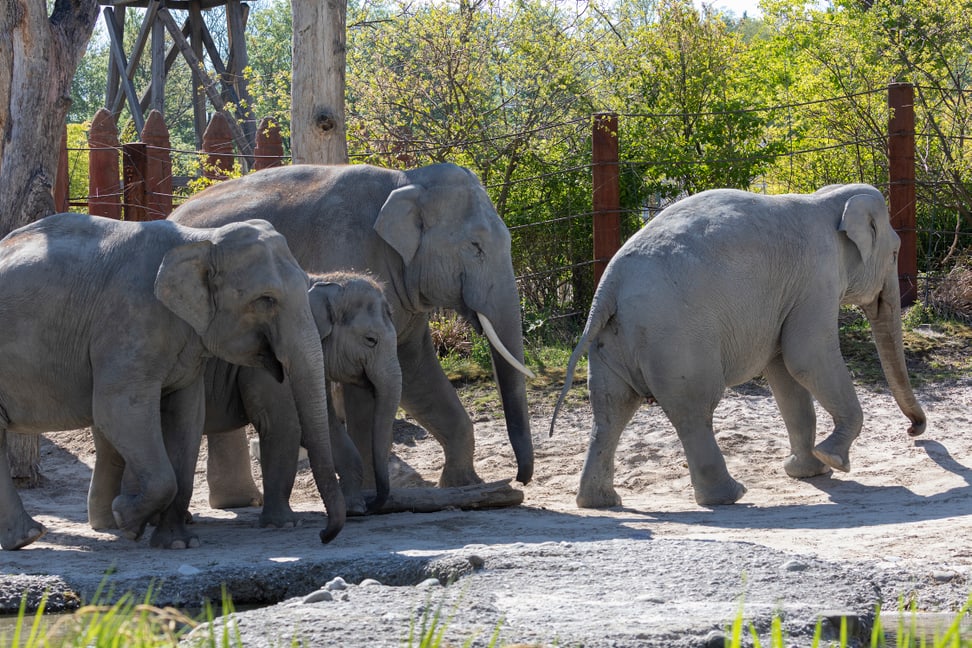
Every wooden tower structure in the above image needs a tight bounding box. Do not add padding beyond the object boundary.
[99,0,256,164]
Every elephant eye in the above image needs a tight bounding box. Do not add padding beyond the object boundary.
[253,295,277,312]
[471,242,485,259]
[365,335,379,348]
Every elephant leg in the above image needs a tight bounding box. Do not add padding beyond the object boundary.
[88,425,126,529]
[781,313,863,472]
[398,329,480,487]
[206,429,263,509]
[0,429,46,550]
[94,388,177,542]
[764,356,831,479]
[577,359,643,509]
[331,383,367,516]
[252,408,301,528]
[236,370,302,528]
[149,383,204,549]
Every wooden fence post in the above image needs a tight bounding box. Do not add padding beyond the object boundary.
[253,117,284,170]
[592,113,621,288]
[142,109,172,219]
[88,108,121,219]
[203,112,236,180]
[888,82,917,306]
[123,142,148,222]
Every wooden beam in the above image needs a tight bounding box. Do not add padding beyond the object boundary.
[109,0,161,116]
[367,480,524,514]
[157,7,252,162]
[104,6,124,113]
[103,7,145,133]
[100,0,229,9]
[139,16,190,115]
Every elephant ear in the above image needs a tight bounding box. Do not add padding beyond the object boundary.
[155,240,216,336]
[374,184,425,265]
[308,281,342,340]
[838,193,885,263]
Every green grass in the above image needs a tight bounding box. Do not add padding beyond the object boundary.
[0,586,242,648]
[5,588,972,647]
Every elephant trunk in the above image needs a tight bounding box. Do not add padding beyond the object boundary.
[472,299,534,484]
[365,356,402,512]
[286,316,347,542]
[863,272,927,437]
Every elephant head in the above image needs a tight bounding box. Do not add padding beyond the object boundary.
[834,186,927,437]
[374,163,535,484]
[155,220,346,542]
[309,271,402,511]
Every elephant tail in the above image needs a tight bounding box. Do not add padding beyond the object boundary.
[549,293,616,437]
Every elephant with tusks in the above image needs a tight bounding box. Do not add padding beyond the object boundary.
[170,162,535,494]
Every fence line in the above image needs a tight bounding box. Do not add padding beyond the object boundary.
[55,82,969,336]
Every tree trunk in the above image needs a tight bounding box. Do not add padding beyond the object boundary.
[0,0,101,487]
[290,0,348,165]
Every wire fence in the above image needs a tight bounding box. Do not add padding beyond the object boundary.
[59,83,972,345]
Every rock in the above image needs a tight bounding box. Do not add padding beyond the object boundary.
[782,559,809,572]
[359,578,383,587]
[177,564,201,576]
[325,577,348,591]
[302,589,333,604]
[416,578,441,589]
[702,629,727,648]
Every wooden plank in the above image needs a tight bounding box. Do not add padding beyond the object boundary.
[157,7,251,162]
[109,0,161,116]
[139,16,190,115]
[104,6,124,114]
[103,7,145,133]
[149,9,165,113]
[189,1,207,150]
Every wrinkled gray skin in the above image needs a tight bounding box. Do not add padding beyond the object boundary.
[0,214,345,550]
[202,271,401,519]
[551,184,927,508]
[88,271,400,527]
[170,163,534,489]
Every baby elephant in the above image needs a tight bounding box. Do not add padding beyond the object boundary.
[551,184,926,509]
[88,272,401,530]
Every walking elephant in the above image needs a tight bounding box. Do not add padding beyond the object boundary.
[169,163,535,490]
[551,184,927,508]
[0,214,345,550]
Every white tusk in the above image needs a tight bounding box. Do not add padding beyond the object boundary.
[477,312,536,379]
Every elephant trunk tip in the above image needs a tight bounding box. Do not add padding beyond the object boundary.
[516,463,533,485]
[908,415,927,438]
[319,510,346,544]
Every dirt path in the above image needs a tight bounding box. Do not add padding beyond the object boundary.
[2,376,971,645]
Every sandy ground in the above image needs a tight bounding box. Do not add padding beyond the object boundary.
[2,368,972,643]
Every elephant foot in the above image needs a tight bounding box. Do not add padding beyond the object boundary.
[0,513,46,550]
[88,509,118,531]
[208,488,263,510]
[813,437,851,473]
[783,453,833,479]
[438,464,483,488]
[576,483,623,509]
[693,477,747,506]
[259,508,302,529]
[344,493,368,517]
[150,527,201,549]
[112,505,149,542]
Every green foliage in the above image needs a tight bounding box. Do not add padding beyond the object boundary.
[0,587,242,648]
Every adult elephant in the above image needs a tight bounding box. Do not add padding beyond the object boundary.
[551,184,927,508]
[0,214,345,550]
[170,163,534,489]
